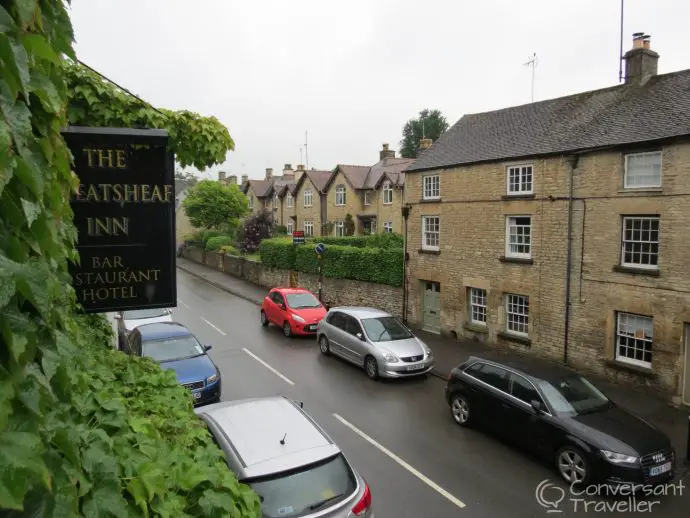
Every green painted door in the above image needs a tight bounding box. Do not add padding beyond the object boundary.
[422,281,441,334]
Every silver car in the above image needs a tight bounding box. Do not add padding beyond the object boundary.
[114,308,173,350]
[317,307,435,380]
[196,396,374,518]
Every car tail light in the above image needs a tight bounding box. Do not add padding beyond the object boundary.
[352,481,371,516]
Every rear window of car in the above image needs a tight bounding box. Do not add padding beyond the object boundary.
[244,453,356,517]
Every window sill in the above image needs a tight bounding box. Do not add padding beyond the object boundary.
[418,249,440,255]
[420,198,442,204]
[612,265,660,277]
[497,331,531,346]
[618,187,663,194]
[499,256,534,265]
[464,322,488,334]
[605,359,656,379]
[501,193,535,200]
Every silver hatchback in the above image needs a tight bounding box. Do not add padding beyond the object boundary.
[317,307,435,380]
[196,396,373,518]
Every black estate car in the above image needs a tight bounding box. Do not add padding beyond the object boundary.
[445,355,675,487]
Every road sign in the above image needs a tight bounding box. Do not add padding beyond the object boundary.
[292,230,305,245]
[315,242,326,255]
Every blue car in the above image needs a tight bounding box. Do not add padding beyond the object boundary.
[123,322,222,406]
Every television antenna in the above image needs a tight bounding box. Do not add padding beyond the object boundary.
[524,53,539,103]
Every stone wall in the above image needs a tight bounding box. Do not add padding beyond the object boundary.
[183,248,403,318]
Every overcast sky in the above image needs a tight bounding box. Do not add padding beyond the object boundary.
[69,0,689,181]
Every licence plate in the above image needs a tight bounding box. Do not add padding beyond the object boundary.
[649,462,672,476]
[406,364,422,371]
[307,325,317,331]
[193,392,201,400]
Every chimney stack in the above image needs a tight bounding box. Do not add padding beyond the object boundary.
[283,163,294,177]
[241,174,248,185]
[623,32,659,85]
[379,143,396,160]
[295,164,305,184]
[228,174,237,185]
[265,168,273,180]
[419,138,433,151]
[218,171,226,183]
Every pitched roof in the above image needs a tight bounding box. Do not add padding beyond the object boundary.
[363,157,415,189]
[245,180,273,198]
[408,69,690,172]
[336,165,370,189]
[276,183,297,197]
[296,169,334,193]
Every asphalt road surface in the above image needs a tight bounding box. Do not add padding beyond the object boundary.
[172,269,688,517]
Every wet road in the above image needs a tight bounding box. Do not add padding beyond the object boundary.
[171,269,687,517]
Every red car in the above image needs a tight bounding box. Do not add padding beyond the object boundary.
[260,287,327,337]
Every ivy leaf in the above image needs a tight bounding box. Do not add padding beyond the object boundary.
[0,94,31,150]
[81,481,129,518]
[39,345,60,381]
[0,379,14,432]
[138,462,166,500]
[0,266,16,309]
[14,0,39,29]
[15,259,52,316]
[0,431,51,504]
[14,156,43,199]
[198,489,240,516]
[0,6,17,33]
[0,468,27,511]
[20,197,40,226]
[126,478,149,516]
[28,71,62,114]
[22,34,59,64]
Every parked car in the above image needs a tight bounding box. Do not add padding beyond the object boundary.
[114,307,173,350]
[260,287,327,337]
[195,396,373,517]
[445,355,675,486]
[317,307,435,380]
[124,322,221,406]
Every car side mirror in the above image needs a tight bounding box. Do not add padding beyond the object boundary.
[530,400,543,414]
[356,332,365,341]
[279,303,286,310]
[204,344,212,351]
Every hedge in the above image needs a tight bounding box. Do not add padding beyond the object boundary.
[301,233,404,249]
[259,239,403,286]
[206,235,234,251]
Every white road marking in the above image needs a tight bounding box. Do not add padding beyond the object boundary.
[242,348,295,386]
[201,318,227,336]
[177,300,190,309]
[332,413,466,509]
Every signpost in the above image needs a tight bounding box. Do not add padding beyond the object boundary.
[292,230,305,245]
[63,127,176,314]
[315,243,326,300]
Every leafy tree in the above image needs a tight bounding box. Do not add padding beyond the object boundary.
[175,169,198,186]
[183,180,249,232]
[399,109,449,158]
[237,211,273,253]
[344,214,355,236]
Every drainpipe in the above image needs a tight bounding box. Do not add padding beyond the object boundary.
[402,204,411,324]
[563,155,579,365]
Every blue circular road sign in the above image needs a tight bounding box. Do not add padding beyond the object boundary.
[315,243,326,255]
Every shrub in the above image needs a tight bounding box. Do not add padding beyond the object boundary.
[237,211,273,253]
[344,214,355,236]
[206,235,234,251]
[367,232,404,249]
[308,236,370,248]
[202,229,226,245]
[259,238,297,269]
[220,245,240,255]
[184,230,205,247]
[274,225,288,235]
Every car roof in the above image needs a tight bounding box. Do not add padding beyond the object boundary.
[272,287,313,295]
[329,306,390,319]
[197,396,340,479]
[136,322,193,340]
[464,353,581,385]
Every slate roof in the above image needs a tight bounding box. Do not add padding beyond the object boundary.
[245,180,273,198]
[301,170,334,192]
[363,158,415,189]
[337,165,370,189]
[408,69,690,172]
[276,182,298,197]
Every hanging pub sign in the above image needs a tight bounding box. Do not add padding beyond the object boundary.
[62,127,176,313]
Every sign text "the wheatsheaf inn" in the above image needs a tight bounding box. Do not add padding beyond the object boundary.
[63,127,176,313]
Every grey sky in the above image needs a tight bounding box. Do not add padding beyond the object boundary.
[69,0,689,180]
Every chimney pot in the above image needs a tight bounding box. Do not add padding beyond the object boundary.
[379,143,396,160]
[284,163,292,170]
[241,174,248,185]
[297,164,305,171]
[419,138,433,151]
[624,32,659,85]
[218,171,226,182]
[265,168,273,180]
[228,175,237,185]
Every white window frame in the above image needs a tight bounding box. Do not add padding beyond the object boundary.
[624,151,662,189]
[335,186,346,206]
[248,195,254,210]
[615,312,653,368]
[506,164,534,195]
[382,181,393,204]
[421,216,440,251]
[334,221,345,237]
[286,221,294,235]
[286,192,293,208]
[505,216,532,259]
[423,175,440,200]
[621,216,660,270]
[304,221,314,236]
[383,222,393,233]
[364,190,371,206]
[505,294,529,337]
[469,288,487,325]
[304,189,313,207]
[273,193,278,209]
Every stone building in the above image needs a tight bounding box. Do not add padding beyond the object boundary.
[403,34,690,404]
[292,167,334,236]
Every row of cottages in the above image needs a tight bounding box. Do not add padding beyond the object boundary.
[403,33,690,406]
[239,144,416,236]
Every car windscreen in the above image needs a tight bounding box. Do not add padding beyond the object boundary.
[361,316,413,342]
[123,308,169,320]
[244,453,356,518]
[285,293,321,309]
[142,336,204,363]
[537,375,611,416]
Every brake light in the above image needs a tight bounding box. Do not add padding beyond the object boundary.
[352,481,371,516]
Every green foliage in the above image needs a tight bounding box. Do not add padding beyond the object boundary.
[305,234,404,249]
[201,229,226,244]
[343,214,355,236]
[237,210,272,253]
[320,221,334,236]
[183,230,205,247]
[175,169,198,187]
[183,180,249,231]
[399,108,449,158]
[63,63,234,171]
[259,238,296,269]
[205,235,233,251]
[0,3,259,515]
[367,232,404,249]
[274,225,288,235]
[220,245,239,256]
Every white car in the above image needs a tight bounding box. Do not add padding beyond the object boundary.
[114,308,173,350]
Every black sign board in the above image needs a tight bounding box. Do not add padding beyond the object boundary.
[62,127,176,313]
[292,230,305,245]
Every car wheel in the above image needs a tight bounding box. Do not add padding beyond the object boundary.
[260,310,269,327]
[450,394,471,426]
[556,446,591,486]
[283,321,292,338]
[319,335,330,355]
[364,355,379,380]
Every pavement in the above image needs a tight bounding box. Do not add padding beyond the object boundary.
[172,261,690,517]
